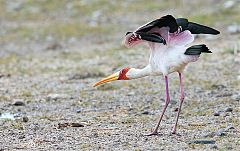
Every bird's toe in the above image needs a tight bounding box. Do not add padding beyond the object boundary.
[144,131,160,136]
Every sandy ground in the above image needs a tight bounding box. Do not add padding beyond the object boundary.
[0,0,240,150]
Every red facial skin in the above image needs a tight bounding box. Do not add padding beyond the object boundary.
[118,68,130,80]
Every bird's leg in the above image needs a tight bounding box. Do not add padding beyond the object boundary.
[146,76,170,136]
[172,72,184,134]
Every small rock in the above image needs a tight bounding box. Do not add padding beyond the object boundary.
[203,132,215,138]
[76,109,81,113]
[211,84,226,90]
[225,125,235,131]
[224,0,235,8]
[127,92,135,96]
[227,24,240,34]
[231,94,240,101]
[188,140,216,144]
[57,122,84,129]
[13,100,25,106]
[225,107,233,112]
[224,113,230,117]
[22,116,29,122]
[71,123,84,127]
[215,93,232,98]
[6,1,23,11]
[210,145,218,149]
[142,111,150,115]
[47,93,68,101]
[46,42,62,50]
[18,135,25,139]
[215,129,226,136]
[0,73,11,78]
[213,111,220,116]
[128,108,134,111]
[173,108,178,112]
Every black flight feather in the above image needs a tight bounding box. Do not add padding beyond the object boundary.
[136,15,178,33]
[137,32,166,44]
[176,18,220,35]
[184,44,212,55]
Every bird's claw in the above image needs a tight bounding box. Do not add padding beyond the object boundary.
[144,131,160,136]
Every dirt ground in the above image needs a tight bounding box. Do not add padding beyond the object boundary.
[0,0,240,150]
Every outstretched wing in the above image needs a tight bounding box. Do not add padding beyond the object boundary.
[176,18,220,35]
[124,15,220,48]
[124,15,177,47]
[136,15,178,33]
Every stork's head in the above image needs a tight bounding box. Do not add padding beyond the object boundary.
[93,67,130,87]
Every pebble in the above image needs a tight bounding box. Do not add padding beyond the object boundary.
[127,92,135,96]
[22,116,29,122]
[76,109,81,113]
[142,111,150,115]
[47,93,68,101]
[13,100,25,106]
[210,145,218,149]
[225,125,235,131]
[225,107,233,112]
[71,123,84,127]
[211,84,226,90]
[227,24,240,34]
[203,132,215,138]
[215,93,232,98]
[18,135,25,139]
[215,129,226,136]
[173,108,178,112]
[213,111,220,116]
[46,42,62,50]
[224,0,235,8]
[188,140,216,144]
[231,94,240,101]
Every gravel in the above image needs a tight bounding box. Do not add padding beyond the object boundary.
[0,0,239,150]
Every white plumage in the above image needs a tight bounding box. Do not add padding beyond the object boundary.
[126,29,197,78]
[94,15,219,135]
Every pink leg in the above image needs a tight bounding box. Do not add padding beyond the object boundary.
[146,76,170,136]
[172,72,185,134]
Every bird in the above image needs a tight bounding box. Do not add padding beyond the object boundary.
[93,15,220,136]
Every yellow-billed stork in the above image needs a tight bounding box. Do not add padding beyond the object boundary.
[94,15,220,136]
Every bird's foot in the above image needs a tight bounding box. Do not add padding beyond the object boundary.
[171,130,176,134]
[144,131,159,136]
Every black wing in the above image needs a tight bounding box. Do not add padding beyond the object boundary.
[125,15,220,45]
[135,15,178,33]
[136,32,166,44]
[125,15,178,45]
[176,18,220,35]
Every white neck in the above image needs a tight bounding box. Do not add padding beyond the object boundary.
[126,65,152,79]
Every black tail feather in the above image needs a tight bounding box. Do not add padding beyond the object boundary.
[184,44,212,55]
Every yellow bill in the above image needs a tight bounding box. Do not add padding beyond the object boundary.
[93,72,119,87]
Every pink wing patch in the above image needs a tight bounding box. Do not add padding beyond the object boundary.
[123,33,143,48]
[149,27,170,42]
[169,30,194,46]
